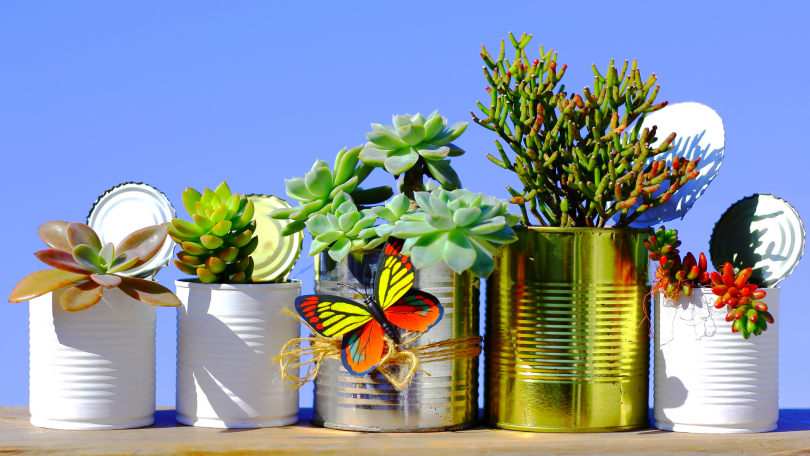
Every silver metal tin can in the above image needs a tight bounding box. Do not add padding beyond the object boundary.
[311,249,480,432]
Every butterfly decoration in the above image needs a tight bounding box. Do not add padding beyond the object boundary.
[294,237,443,376]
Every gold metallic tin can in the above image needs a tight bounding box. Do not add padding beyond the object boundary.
[311,249,480,432]
[485,227,651,432]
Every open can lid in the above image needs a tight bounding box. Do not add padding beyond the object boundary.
[710,194,805,287]
[87,182,176,279]
[247,194,303,282]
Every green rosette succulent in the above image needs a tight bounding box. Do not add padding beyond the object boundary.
[168,181,258,284]
[391,189,519,278]
[305,193,379,261]
[9,221,180,311]
[270,146,392,235]
[362,193,411,249]
[359,111,467,189]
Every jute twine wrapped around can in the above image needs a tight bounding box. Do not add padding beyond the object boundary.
[276,308,482,391]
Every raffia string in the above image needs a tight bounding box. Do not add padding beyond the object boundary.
[275,307,482,391]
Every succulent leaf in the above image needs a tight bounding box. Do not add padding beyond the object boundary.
[34,249,92,275]
[107,250,141,274]
[38,221,72,252]
[8,269,90,303]
[67,223,102,252]
[115,225,169,267]
[60,281,104,312]
[72,245,104,274]
[90,273,122,289]
[118,277,182,307]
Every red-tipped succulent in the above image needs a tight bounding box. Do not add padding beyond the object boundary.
[9,221,181,312]
[711,262,772,339]
[645,226,711,299]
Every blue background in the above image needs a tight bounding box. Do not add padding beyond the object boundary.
[1,1,807,409]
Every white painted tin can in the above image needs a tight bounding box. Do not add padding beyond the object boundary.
[654,287,779,433]
[175,280,301,428]
[29,287,157,430]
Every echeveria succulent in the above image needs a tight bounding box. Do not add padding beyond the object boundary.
[391,189,519,278]
[168,181,257,284]
[361,193,412,249]
[305,193,378,261]
[359,111,467,189]
[270,146,392,235]
[9,221,180,311]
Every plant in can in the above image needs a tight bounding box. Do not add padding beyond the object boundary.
[645,226,710,298]
[711,263,773,339]
[472,32,702,228]
[168,181,258,284]
[9,222,180,311]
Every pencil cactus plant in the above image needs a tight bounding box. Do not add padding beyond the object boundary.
[168,181,258,284]
[391,189,519,277]
[360,111,467,200]
[269,146,392,235]
[9,222,180,311]
[471,32,701,227]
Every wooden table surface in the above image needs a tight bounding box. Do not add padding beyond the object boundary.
[2,407,809,455]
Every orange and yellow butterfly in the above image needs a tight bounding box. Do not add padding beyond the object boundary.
[294,238,443,376]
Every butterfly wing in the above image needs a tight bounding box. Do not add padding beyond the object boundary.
[341,319,385,376]
[383,288,444,332]
[295,295,372,338]
[374,237,416,310]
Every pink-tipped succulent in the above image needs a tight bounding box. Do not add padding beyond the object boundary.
[9,221,181,312]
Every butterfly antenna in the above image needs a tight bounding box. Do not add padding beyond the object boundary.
[337,282,365,296]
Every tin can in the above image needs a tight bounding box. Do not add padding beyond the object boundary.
[654,288,780,433]
[29,286,157,430]
[311,250,480,432]
[175,280,301,428]
[485,227,651,432]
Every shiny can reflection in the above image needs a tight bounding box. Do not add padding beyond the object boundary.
[312,249,480,432]
[485,227,651,432]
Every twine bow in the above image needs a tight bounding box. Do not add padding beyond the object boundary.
[275,308,482,391]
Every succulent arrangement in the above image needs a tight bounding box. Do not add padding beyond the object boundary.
[168,181,258,284]
[471,32,701,227]
[269,146,393,235]
[9,222,180,311]
[710,263,772,339]
[645,226,710,298]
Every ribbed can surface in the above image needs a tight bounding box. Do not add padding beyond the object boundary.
[312,250,480,432]
[175,280,301,428]
[654,288,780,433]
[29,287,157,430]
[485,227,651,432]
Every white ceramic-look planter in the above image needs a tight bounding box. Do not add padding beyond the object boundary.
[29,287,157,430]
[654,288,779,433]
[175,280,301,428]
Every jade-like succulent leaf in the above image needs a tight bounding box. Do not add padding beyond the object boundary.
[99,242,115,267]
[214,181,232,202]
[338,211,361,232]
[445,142,465,157]
[334,147,361,185]
[115,225,168,267]
[173,218,205,237]
[384,149,420,175]
[90,273,122,289]
[453,207,483,228]
[358,147,388,167]
[232,200,255,230]
[197,268,220,284]
[426,121,468,146]
[8,269,89,303]
[444,229,476,273]
[468,239,496,278]
[305,166,334,198]
[314,231,343,245]
[34,249,92,275]
[423,114,444,142]
[426,159,462,189]
[409,232,449,270]
[72,245,104,273]
[392,115,411,130]
[60,281,103,312]
[328,176,359,199]
[118,277,182,307]
[367,130,408,150]
[182,187,202,217]
[38,221,72,252]
[305,214,332,235]
[328,237,352,262]
[398,124,426,146]
[209,204,229,223]
[268,206,297,220]
[211,220,232,237]
[67,223,102,252]
[391,221,437,238]
[108,250,141,273]
[415,144,450,161]
[200,235,224,250]
[285,177,317,203]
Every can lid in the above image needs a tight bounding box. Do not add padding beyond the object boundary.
[87,182,176,279]
[710,194,805,287]
[247,194,303,282]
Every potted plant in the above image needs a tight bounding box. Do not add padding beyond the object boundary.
[9,221,179,430]
[272,119,517,432]
[470,33,708,432]
[653,194,805,433]
[168,181,304,429]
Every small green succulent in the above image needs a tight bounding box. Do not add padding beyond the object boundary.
[359,111,467,189]
[362,193,412,249]
[305,193,379,261]
[168,181,257,284]
[391,189,519,278]
[270,146,392,235]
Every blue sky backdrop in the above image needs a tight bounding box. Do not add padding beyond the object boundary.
[1,1,808,409]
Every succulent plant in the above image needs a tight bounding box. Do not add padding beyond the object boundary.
[270,146,392,235]
[472,32,701,227]
[9,221,180,311]
[359,111,467,191]
[390,189,519,278]
[711,263,773,339]
[305,193,379,261]
[168,181,258,284]
[645,227,710,298]
[362,193,412,250]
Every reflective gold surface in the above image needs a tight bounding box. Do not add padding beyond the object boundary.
[485,227,651,432]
